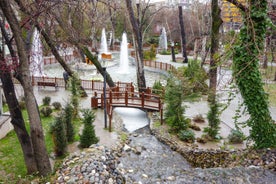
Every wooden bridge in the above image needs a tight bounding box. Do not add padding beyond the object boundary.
[91,87,163,132]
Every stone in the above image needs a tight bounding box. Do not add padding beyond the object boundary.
[142,174,148,178]
[64,176,70,181]
[123,144,131,152]
[167,176,176,181]
[267,161,276,169]
[133,146,143,155]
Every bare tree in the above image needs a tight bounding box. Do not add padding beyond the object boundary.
[209,0,222,97]
[178,5,188,63]
[0,18,38,174]
[125,0,146,92]
[0,0,52,176]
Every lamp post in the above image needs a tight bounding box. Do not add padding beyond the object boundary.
[102,60,107,129]
[171,41,176,62]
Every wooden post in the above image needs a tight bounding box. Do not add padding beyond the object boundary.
[141,92,144,108]
[101,94,104,109]
[92,80,94,90]
[125,91,128,106]
[109,113,112,132]
[109,91,112,104]
[160,107,163,125]
[31,75,34,86]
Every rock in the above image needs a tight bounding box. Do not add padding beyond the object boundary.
[133,146,143,155]
[123,144,131,152]
[167,176,176,181]
[267,161,276,169]
[128,169,134,173]
[142,174,148,178]
[64,176,70,181]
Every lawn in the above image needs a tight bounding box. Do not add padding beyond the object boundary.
[0,105,82,183]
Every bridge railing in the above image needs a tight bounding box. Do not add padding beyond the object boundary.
[100,90,162,111]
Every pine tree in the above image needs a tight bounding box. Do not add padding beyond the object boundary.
[49,115,67,157]
[80,109,99,148]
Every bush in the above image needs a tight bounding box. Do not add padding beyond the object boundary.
[52,102,62,110]
[165,78,191,133]
[144,45,156,61]
[152,80,164,97]
[79,109,99,148]
[159,50,171,55]
[19,100,26,110]
[63,103,74,142]
[49,115,67,157]
[189,124,201,131]
[228,129,245,144]
[183,60,208,94]
[40,106,53,117]
[192,114,205,123]
[42,96,51,106]
[204,96,221,140]
[178,129,195,143]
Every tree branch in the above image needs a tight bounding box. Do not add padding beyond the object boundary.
[225,0,247,12]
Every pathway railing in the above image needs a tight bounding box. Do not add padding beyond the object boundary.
[144,60,175,71]
[31,75,134,91]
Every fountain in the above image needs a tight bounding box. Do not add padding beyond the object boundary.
[30,28,44,76]
[159,27,168,51]
[100,28,112,60]
[118,32,129,74]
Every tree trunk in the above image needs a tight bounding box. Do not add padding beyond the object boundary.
[209,0,222,98]
[0,0,52,176]
[200,35,207,65]
[193,38,198,61]
[126,0,146,92]
[83,47,115,87]
[108,1,116,51]
[229,0,276,148]
[0,55,38,174]
[178,6,188,63]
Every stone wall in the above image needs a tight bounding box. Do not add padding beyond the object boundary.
[149,114,276,172]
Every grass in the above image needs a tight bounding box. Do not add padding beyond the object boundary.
[264,83,276,107]
[0,104,83,183]
[261,65,276,107]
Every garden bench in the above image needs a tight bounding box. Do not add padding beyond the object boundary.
[37,81,58,91]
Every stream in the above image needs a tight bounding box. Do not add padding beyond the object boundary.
[113,107,276,184]
[114,107,192,183]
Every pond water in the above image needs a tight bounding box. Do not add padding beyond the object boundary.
[44,52,167,87]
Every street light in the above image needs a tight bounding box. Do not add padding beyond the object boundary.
[171,41,176,62]
[102,59,108,129]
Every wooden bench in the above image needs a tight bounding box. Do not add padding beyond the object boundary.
[37,81,58,91]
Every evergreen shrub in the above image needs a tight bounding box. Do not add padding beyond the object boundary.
[52,102,62,110]
[42,96,51,106]
[49,115,67,157]
[79,109,99,148]
[178,129,195,143]
[64,103,74,142]
[40,106,53,117]
[228,129,245,144]
[152,80,164,97]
